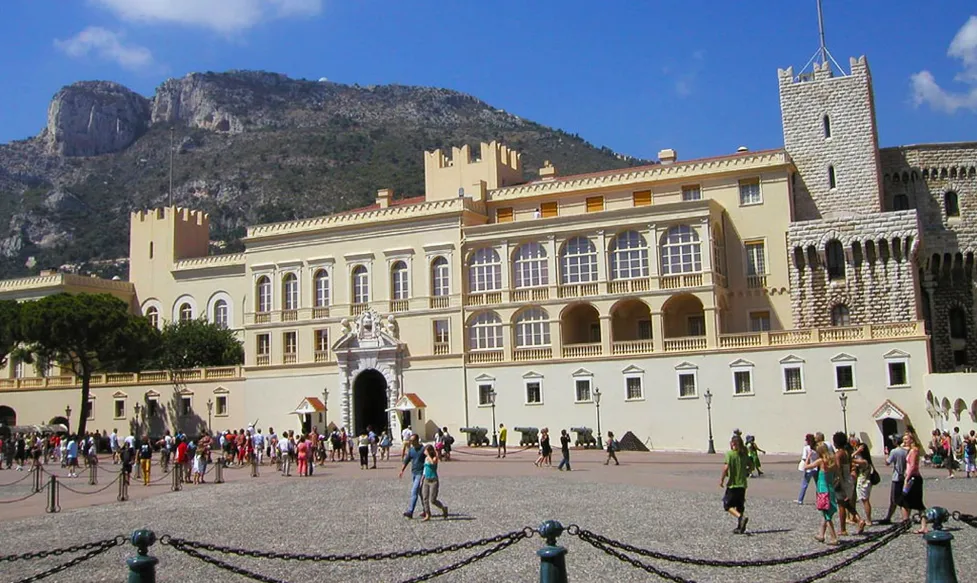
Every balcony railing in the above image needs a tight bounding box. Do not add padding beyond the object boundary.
[281,310,298,322]
[513,347,553,361]
[350,303,369,316]
[0,367,246,391]
[557,282,599,299]
[466,350,504,364]
[434,342,450,356]
[283,353,297,365]
[663,336,708,352]
[660,273,703,290]
[608,278,652,294]
[511,287,550,302]
[256,355,270,366]
[312,307,330,319]
[314,350,330,363]
[746,275,767,289]
[611,339,654,355]
[390,299,410,313]
[466,291,503,307]
[255,312,271,324]
[430,296,450,309]
[562,343,602,358]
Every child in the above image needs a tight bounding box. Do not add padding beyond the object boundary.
[745,435,766,476]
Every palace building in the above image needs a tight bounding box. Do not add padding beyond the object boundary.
[1,52,975,454]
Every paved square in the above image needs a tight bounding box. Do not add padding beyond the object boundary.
[1,449,975,582]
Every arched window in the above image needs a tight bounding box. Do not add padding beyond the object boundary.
[893,194,909,211]
[826,240,846,280]
[560,236,598,284]
[313,269,330,307]
[282,273,299,310]
[431,256,450,297]
[179,303,193,322]
[823,114,831,138]
[468,248,502,292]
[830,304,851,327]
[660,225,701,275]
[944,191,960,217]
[468,311,503,350]
[145,306,159,329]
[950,307,968,339]
[213,299,228,328]
[352,265,369,304]
[391,261,409,300]
[828,165,837,189]
[513,242,548,288]
[514,308,551,347]
[256,276,271,313]
[610,230,649,280]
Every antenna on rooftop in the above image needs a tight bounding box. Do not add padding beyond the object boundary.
[799,0,848,77]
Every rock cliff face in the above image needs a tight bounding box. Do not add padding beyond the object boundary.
[45,81,151,157]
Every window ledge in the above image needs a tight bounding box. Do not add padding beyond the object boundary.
[887,384,911,389]
[739,201,763,207]
[782,390,807,395]
[215,413,229,418]
[625,397,646,403]
[524,402,544,407]
[733,392,755,398]
[113,416,126,421]
[574,400,595,405]
[678,394,699,400]
[477,403,494,408]
[834,387,857,392]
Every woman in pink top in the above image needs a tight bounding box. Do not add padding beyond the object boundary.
[900,431,929,534]
[296,437,309,477]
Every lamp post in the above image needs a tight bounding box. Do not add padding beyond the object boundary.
[593,387,602,450]
[839,392,849,436]
[704,389,716,454]
[490,390,498,448]
[65,405,72,435]
[206,399,213,432]
[133,402,142,436]
[322,386,329,429]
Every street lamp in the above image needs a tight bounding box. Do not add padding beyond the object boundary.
[593,386,602,450]
[206,399,213,431]
[704,389,716,454]
[65,405,72,434]
[134,402,142,435]
[839,392,849,435]
[489,390,498,448]
[322,386,329,429]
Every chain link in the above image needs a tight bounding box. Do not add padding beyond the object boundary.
[165,541,290,583]
[951,510,977,528]
[577,535,696,583]
[398,530,530,583]
[11,536,125,583]
[569,520,907,568]
[160,527,533,563]
[0,470,37,488]
[58,474,121,496]
[792,521,910,583]
[0,485,45,505]
[451,445,535,458]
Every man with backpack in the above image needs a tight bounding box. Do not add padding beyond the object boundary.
[604,431,620,466]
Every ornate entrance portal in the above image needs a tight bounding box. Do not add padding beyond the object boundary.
[353,369,389,435]
[333,308,405,440]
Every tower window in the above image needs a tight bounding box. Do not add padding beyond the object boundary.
[149,242,154,259]
[825,240,845,280]
[823,115,831,138]
[828,165,837,189]
[830,304,851,327]
[944,191,960,217]
[893,194,909,211]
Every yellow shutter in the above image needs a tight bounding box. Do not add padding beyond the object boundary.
[585,196,604,213]
[496,207,514,223]
[632,190,652,207]
[540,202,558,218]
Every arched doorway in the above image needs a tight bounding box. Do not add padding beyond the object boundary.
[0,406,15,427]
[49,416,69,431]
[353,369,389,436]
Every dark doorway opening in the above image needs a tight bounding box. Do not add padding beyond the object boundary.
[301,414,312,436]
[880,418,899,452]
[353,369,388,436]
[0,406,15,427]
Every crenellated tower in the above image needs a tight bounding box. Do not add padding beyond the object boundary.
[128,207,211,305]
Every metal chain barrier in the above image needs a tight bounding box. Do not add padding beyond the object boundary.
[566,520,908,568]
[1,536,126,563]
[451,445,536,458]
[575,533,695,583]
[0,470,37,488]
[792,521,911,583]
[58,474,121,496]
[9,536,125,583]
[399,530,531,583]
[0,484,46,505]
[950,510,977,528]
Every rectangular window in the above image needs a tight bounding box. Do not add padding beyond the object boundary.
[681,185,701,201]
[148,399,159,417]
[216,395,228,416]
[733,370,753,395]
[540,201,558,218]
[632,190,652,207]
[496,207,514,223]
[526,381,542,404]
[745,240,766,276]
[181,397,192,416]
[585,196,604,213]
[835,365,854,390]
[575,379,592,402]
[637,320,652,340]
[749,311,771,332]
[589,323,601,343]
[283,332,297,355]
[315,329,329,352]
[434,319,450,344]
[114,399,125,419]
[888,362,908,387]
[783,367,803,392]
[83,400,94,420]
[739,178,762,205]
[678,373,697,398]
[626,377,643,400]
[257,334,270,355]
[687,315,705,337]
[478,384,494,406]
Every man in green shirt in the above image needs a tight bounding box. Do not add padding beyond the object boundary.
[719,434,754,534]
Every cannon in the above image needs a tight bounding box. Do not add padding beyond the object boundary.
[459,427,489,447]
[571,427,597,448]
[513,426,539,446]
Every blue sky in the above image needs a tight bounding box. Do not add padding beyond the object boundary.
[0,1,974,162]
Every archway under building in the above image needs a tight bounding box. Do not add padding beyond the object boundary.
[0,406,15,427]
[561,303,600,345]
[611,299,652,341]
[661,294,705,338]
[353,369,389,436]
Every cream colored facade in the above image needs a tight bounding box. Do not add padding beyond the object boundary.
[1,51,971,454]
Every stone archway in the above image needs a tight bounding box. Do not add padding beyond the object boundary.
[353,369,389,435]
[0,405,15,427]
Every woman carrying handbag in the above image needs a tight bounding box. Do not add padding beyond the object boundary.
[805,442,839,545]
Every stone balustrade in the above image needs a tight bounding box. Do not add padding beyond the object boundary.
[0,366,245,391]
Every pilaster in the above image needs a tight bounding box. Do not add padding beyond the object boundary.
[599,315,612,355]
[704,306,718,348]
[651,311,665,352]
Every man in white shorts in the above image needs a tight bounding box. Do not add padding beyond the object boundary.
[109,429,120,464]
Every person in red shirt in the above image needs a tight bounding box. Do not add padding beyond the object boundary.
[175,437,188,471]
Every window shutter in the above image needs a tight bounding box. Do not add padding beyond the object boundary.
[496,207,514,223]
[632,190,652,207]
[540,202,558,218]
[586,196,604,213]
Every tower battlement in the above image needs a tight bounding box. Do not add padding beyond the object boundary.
[131,207,209,226]
[424,141,523,201]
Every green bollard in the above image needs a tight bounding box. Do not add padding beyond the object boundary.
[537,520,568,583]
[925,507,958,583]
[127,529,159,583]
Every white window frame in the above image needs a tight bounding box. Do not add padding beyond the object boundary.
[433,319,450,344]
[468,311,503,350]
[257,333,271,356]
[256,276,272,313]
[113,398,126,420]
[315,329,329,352]
[145,305,160,329]
[729,359,755,397]
[179,302,193,322]
[744,239,767,277]
[431,256,450,297]
[512,242,549,288]
[86,398,95,420]
[681,184,701,201]
[883,350,911,388]
[739,178,762,206]
[215,395,228,417]
[212,299,229,328]
[391,260,410,301]
[779,355,806,394]
[475,374,495,407]
[147,396,159,418]
[610,230,650,281]
[622,365,644,401]
[523,372,544,406]
[283,331,298,356]
[560,236,599,284]
[660,225,702,275]
[514,308,551,348]
[282,272,300,311]
[675,362,698,399]
[572,368,594,403]
[180,396,192,417]
[352,265,370,304]
[748,310,771,332]
[313,269,331,307]
[831,353,857,391]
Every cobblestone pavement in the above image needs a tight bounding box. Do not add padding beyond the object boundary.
[1,450,975,582]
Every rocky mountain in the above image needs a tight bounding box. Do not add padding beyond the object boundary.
[0,71,649,279]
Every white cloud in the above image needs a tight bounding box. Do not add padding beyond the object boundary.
[91,0,323,34]
[54,27,154,70]
[911,15,977,113]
